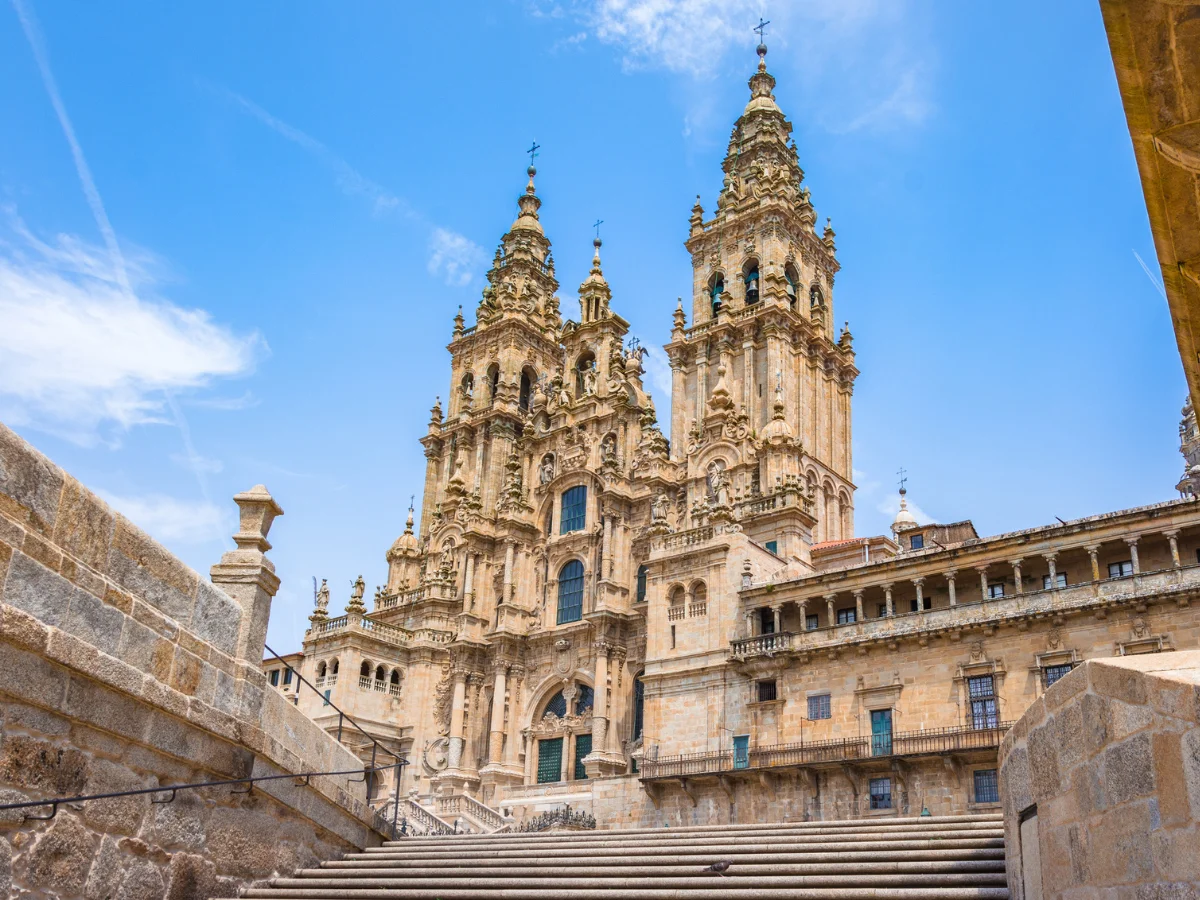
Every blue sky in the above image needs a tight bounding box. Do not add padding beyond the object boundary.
[1,0,1182,653]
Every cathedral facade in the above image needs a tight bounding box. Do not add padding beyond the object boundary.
[266,46,1200,830]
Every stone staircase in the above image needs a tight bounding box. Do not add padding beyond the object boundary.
[240,812,1009,898]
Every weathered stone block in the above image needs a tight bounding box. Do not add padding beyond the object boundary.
[140,793,207,852]
[1104,732,1156,805]
[0,601,52,652]
[117,618,175,682]
[192,581,241,658]
[1091,661,1149,707]
[0,423,63,536]
[21,810,96,894]
[62,673,153,743]
[165,852,219,900]
[0,734,88,795]
[22,529,63,574]
[1028,720,1063,800]
[116,856,165,900]
[84,833,123,900]
[82,758,151,836]
[4,549,71,627]
[63,587,126,648]
[0,638,70,709]
[108,519,198,628]
[52,476,114,575]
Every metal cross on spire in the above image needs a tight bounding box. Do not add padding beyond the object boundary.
[754,17,770,41]
[409,494,415,510]
[897,467,908,492]
[527,142,541,165]
[593,219,604,240]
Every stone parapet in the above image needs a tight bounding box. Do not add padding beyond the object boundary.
[0,422,388,897]
[998,649,1200,899]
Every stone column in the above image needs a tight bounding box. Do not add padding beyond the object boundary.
[695,346,708,421]
[1125,536,1141,573]
[912,577,925,612]
[670,351,687,462]
[882,584,894,618]
[602,513,613,581]
[447,668,469,769]
[945,571,957,607]
[772,605,782,634]
[745,609,756,638]
[798,601,809,630]
[743,337,756,425]
[1165,530,1181,568]
[591,644,610,754]
[210,485,283,665]
[977,566,989,601]
[853,590,864,621]
[1010,559,1024,594]
[463,552,476,608]
[561,733,572,782]
[503,540,515,604]
[1086,545,1101,582]
[608,651,625,756]
[488,664,507,764]
[1044,552,1058,589]
[506,667,525,767]
[824,593,836,626]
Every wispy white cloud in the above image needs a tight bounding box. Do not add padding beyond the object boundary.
[544,0,934,133]
[218,87,407,217]
[96,490,232,546]
[876,492,934,527]
[170,451,223,475]
[428,227,486,288]
[0,216,261,444]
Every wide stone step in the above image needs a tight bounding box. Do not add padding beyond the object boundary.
[324,848,1008,869]
[377,815,1004,847]
[299,860,1006,878]
[242,887,1010,899]
[364,830,1003,854]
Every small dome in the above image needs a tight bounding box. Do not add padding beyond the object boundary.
[389,507,420,556]
[892,488,918,533]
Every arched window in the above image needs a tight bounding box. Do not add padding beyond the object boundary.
[330,658,339,675]
[360,661,371,678]
[668,585,685,608]
[575,352,596,396]
[574,684,594,715]
[374,665,386,682]
[560,485,587,533]
[557,559,585,624]
[487,364,500,403]
[519,368,535,412]
[710,274,725,318]
[317,661,327,678]
[460,373,474,398]
[544,690,568,718]
[390,669,401,686]
[633,673,645,740]
[810,284,823,308]
[636,564,648,602]
[743,262,760,305]
[785,267,798,309]
[692,582,707,606]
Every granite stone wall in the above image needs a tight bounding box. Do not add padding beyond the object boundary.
[998,650,1200,900]
[0,422,385,898]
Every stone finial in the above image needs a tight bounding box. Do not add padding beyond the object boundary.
[231,484,283,554]
[347,575,367,615]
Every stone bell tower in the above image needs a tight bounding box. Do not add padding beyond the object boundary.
[665,40,859,550]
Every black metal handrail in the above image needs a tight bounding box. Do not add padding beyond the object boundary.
[0,763,405,835]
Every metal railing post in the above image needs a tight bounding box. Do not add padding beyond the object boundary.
[367,743,377,801]
[391,761,402,839]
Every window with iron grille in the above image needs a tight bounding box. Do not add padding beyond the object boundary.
[633,676,644,739]
[1042,573,1068,590]
[537,737,563,783]
[1044,664,1073,688]
[757,679,778,703]
[836,608,856,624]
[974,768,999,804]
[968,675,999,729]
[557,560,584,624]
[573,734,592,780]
[1109,560,1134,578]
[807,693,831,720]
[560,485,587,533]
[543,690,567,718]
[636,565,648,602]
[869,776,892,810]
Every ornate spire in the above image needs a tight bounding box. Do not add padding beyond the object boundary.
[512,159,544,234]
[579,235,612,323]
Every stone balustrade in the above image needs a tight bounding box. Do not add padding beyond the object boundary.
[734,564,1200,660]
[309,613,453,648]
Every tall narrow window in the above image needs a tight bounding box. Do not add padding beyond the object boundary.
[758,606,775,635]
[743,262,759,305]
[968,675,999,729]
[537,737,563,783]
[809,284,823,308]
[869,776,893,810]
[785,267,798,308]
[561,486,587,533]
[269,669,280,687]
[636,564,648,602]
[710,274,725,317]
[573,734,592,780]
[519,370,533,411]
[974,769,1000,804]
[756,679,778,702]
[557,560,585,624]
[633,674,645,740]
[807,693,831,720]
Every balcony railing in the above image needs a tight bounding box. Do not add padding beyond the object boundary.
[734,565,1200,660]
[309,613,454,647]
[641,722,1012,780]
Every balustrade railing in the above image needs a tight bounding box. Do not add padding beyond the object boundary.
[641,722,1012,779]
[731,631,794,656]
[660,526,715,550]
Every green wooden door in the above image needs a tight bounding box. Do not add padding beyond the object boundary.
[537,737,563,783]
[573,734,592,780]
[871,709,893,756]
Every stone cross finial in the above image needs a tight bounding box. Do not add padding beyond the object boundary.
[231,484,283,553]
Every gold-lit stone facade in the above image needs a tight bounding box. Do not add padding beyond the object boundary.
[265,47,1200,831]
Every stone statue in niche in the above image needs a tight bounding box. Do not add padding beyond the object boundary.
[651,492,670,523]
[540,455,556,485]
[582,362,598,396]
